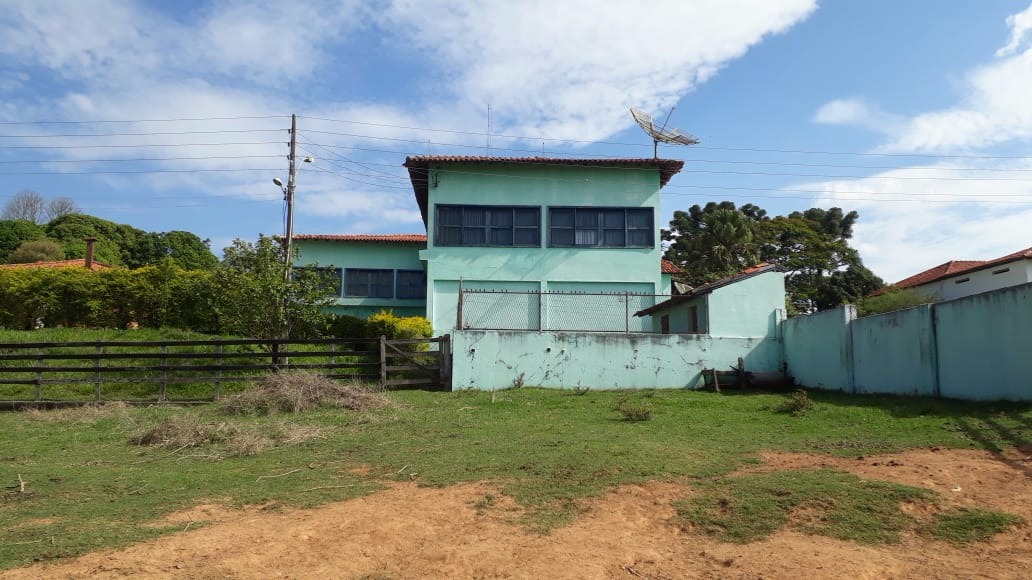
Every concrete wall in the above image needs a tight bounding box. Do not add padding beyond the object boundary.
[850,305,937,397]
[450,330,781,391]
[422,163,665,333]
[296,239,426,319]
[935,283,1032,400]
[783,305,855,390]
[784,283,1032,401]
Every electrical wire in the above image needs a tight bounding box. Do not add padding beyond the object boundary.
[0,115,288,125]
[0,129,283,138]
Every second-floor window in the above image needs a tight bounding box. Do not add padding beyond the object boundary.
[396,269,427,299]
[548,207,654,248]
[345,268,395,298]
[435,205,541,247]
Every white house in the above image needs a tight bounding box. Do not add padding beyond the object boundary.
[889,247,1032,301]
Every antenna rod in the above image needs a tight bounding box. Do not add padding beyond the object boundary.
[659,106,676,132]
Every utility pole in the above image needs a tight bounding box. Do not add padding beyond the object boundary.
[283,113,298,279]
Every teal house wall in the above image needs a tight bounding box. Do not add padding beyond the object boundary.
[404,157,684,334]
[636,266,785,337]
[293,235,427,320]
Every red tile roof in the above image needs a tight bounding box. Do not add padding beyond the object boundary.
[661,259,682,274]
[293,234,427,243]
[0,259,113,271]
[403,156,685,226]
[891,247,1032,290]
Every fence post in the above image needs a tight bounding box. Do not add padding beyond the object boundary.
[214,341,223,401]
[94,341,102,402]
[538,290,544,331]
[456,281,464,330]
[379,335,387,389]
[159,343,168,401]
[328,339,336,379]
[35,346,44,402]
[439,334,452,391]
[624,292,630,333]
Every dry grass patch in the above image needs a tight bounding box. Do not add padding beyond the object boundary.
[22,402,131,423]
[220,372,390,416]
[129,414,330,458]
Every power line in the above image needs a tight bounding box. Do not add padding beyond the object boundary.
[0,129,283,138]
[0,154,283,164]
[0,140,285,150]
[0,115,289,125]
[0,167,280,176]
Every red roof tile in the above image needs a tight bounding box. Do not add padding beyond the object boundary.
[403,156,685,226]
[661,259,681,274]
[0,259,113,271]
[293,234,427,243]
[891,247,1032,290]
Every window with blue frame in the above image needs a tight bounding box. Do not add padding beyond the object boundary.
[396,270,427,299]
[344,268,395,298]
[548,207,654,248]
[292,267,343,297]
[435,205,540,247]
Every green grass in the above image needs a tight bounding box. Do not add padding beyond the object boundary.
[676,469,931,544]
[0,387,1028,568]
[931,508,1025,544]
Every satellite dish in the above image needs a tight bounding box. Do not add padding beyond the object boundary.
[630,106,699,158]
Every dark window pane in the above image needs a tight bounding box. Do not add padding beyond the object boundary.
[462,228,486,245]
[626,209,652,228]
[439,226,462,245]
[627,230,652,247]
[574,229,598,246]
[514,208,538,226]
[550,208,574,227]
[602,209,625,228]
[551,229,574,247]
[514,228,539,246]
[575,210,599,227]
[603,230,625,246]
[489,228,513,246]
[463,209,486,226]
[396,270,427,299]
[489,209,512,227]
[438,206,462,226]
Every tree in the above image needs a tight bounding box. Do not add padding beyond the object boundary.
[128,231,218,270]
[45,197,79,222]
[2,190,45,223]
[208,235,333,339]
[0,219,45,262]
[45,213,145,267]
[663,201,767,286]
[8,239,65,263]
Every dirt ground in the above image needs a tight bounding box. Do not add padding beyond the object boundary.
[4,448,1030,579]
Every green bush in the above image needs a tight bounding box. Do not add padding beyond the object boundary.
[324,314,369,338]
[366,310,432,341]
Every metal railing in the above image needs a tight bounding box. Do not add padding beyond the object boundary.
[457,288,673,333]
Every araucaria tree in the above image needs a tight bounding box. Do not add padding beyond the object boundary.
[664,201,884,312]
[208,235,334,339]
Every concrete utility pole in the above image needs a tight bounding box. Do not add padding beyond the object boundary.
[283,113,298,278]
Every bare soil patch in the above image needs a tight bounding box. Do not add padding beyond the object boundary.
[4,448,1030,579]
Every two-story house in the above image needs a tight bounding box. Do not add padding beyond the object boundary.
[295,155,684,332]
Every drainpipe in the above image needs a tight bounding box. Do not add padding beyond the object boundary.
[84,237,96,270]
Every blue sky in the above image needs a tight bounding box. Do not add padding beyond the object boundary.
[1,0,1031,281]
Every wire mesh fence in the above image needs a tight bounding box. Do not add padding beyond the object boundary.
[458,288,670,332]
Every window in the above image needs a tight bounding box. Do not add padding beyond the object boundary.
[396,270,427,299]
[992,268,1010,275]
[548,207,654,248]
[345,269,394,298]
[660,315,670,335]
[435,205,540,247]
[955,277,970,284]
[293,267,342,297]
[689,305,699,333]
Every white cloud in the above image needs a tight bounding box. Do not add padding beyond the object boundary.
[997,2,1032,57]
[813,98,901,134]
[382,0,818,142]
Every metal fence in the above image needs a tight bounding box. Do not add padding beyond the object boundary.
[457,288,671,332]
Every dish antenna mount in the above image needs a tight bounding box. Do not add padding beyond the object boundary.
[630,106,699,158]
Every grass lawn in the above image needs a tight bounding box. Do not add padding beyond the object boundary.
[0,387,1028,569]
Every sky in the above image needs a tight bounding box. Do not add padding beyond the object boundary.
[1,0,1031,282]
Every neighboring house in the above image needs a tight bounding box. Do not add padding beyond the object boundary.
[404,155,684,333]
[634,263,785,337]
[293,234,427,319]
[0,258,112,271]
[888,247,1032,302]
[660,258,680,295]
